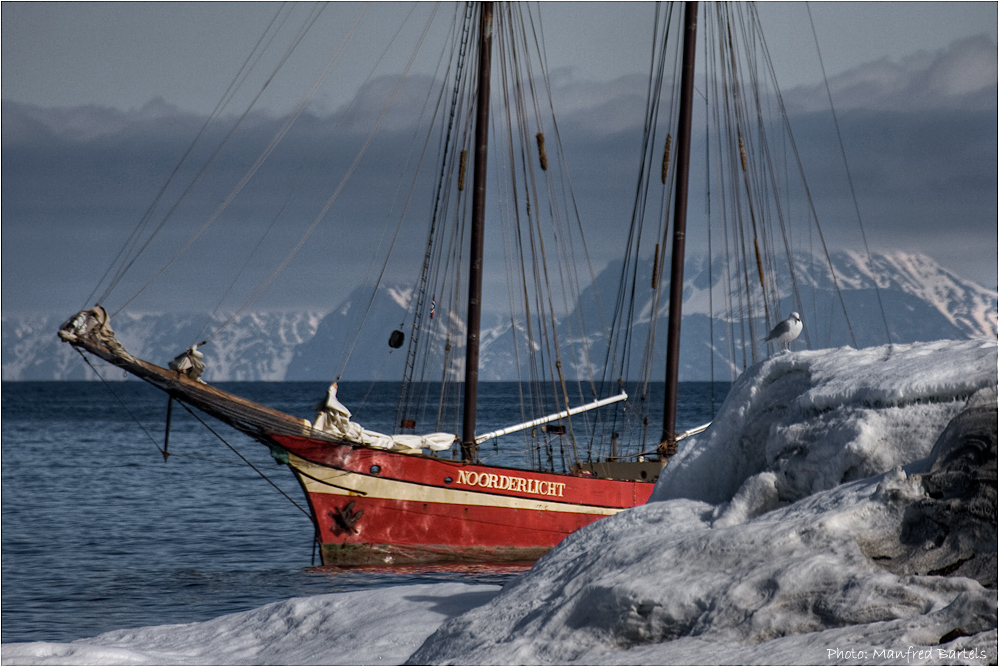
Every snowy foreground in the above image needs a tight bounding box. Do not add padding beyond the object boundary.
[4,339,997,665]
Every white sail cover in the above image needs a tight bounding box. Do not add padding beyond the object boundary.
[168,344,206,381]
[312,383,456,454]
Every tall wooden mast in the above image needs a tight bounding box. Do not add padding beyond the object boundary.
[660,1,698,456]
[461,1,494,463]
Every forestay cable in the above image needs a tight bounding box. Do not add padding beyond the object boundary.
[805,1,892,344]
[87,2,293,309]
[114,3,343,315]
[106,4,332,313]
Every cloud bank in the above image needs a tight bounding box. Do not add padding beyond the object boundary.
[3,36,995,318]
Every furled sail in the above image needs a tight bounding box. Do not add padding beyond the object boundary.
[58,307,135,363]
[313,383,456,454]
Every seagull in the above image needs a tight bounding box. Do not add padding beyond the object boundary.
[765,312,802,350]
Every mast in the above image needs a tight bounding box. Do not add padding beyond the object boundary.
[660,1,698,457]
[461,1,494,463]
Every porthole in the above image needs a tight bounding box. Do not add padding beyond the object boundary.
[370,465,381,474]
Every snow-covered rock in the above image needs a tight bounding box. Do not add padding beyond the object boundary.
[656,339,997,507]
[408,340,997,665]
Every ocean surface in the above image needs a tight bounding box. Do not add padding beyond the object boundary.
[1,380,726,644]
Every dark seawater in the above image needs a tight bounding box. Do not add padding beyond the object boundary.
[1,380,726,644]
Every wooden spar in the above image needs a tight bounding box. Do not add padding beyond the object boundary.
[474,392,629,444]
[660,1,698,455]
[163,397,173,462]
[461,1,494,463]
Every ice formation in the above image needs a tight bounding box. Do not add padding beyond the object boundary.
[409,340,997,665]
[1,584,500,666]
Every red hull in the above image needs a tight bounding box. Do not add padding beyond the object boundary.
[272,434,656,565]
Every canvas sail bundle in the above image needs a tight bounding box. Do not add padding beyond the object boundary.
[312,383,456,453]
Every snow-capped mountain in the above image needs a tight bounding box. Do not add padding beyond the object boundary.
[284,284,522,382]
[612,249,996,339]
[2,311,322,381]
[830,250,996,339]
[3,251,994,382]
[563,249,997,381]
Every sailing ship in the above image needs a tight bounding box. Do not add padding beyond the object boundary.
[58,2,866,565]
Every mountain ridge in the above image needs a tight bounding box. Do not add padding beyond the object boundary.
[4,251,995,382]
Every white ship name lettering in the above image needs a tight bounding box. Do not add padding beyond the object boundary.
[456,470,565,497]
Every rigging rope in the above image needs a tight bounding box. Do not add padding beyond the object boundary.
[331,2,453,385]
[177,402,313,519]
[805,1,892,345]
[116,2,347,317]
[76,348,312,520]
[749,5,858,348]
[396,1,476,428]
[704,30,717,400]
[87,2,293,309]
[197,3,374,343]
[76,349,168,459]
[599,2,680,453]
[170,3,440,363]
[206,2,449,354]
[107,4,332,314]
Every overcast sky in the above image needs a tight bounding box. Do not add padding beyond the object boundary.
[3,2,997,113]
[2,1,997,320]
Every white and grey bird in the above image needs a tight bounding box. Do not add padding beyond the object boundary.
[765,312,802,350]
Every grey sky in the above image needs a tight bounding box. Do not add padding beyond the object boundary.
[3,2,996,113]
[2,2,997,320]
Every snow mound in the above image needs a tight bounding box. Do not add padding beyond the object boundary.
[1,584,500,666]
[409,340,998,665]
[655,339,997,512]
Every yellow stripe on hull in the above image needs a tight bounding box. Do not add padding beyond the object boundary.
[288,453,622,516]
